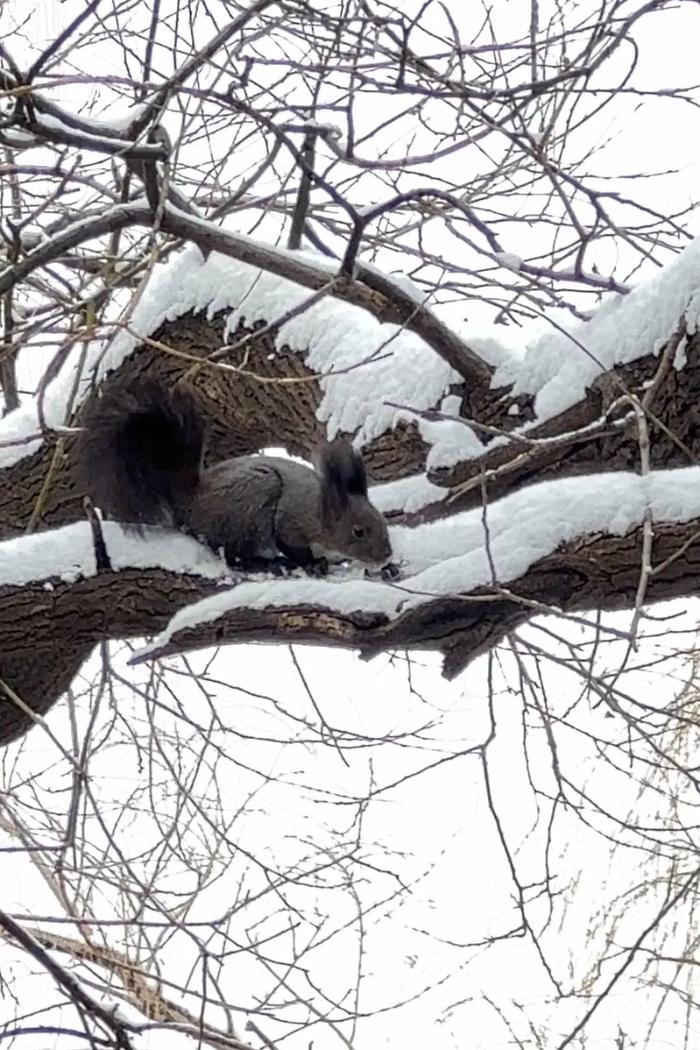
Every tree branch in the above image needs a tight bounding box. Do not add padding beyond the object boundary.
[0,200,490,388]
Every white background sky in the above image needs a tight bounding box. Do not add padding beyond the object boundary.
[2,2,700,1049]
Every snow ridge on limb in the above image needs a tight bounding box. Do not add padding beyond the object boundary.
[4,466,696,596]
[3,220,699,522]
[115,464,700,664]
[2,223,700,743]
[3,226,699,532]
[3,466,700,743]
[0,218,489,479]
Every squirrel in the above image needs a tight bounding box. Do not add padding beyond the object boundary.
[77,377,394,575]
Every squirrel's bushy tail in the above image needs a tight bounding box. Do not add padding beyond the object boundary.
[77,377,205,528]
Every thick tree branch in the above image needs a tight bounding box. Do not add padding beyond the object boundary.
[2,309,695,537]
[1,197,698,746]
[2,508,699,746]
[129,506,700,677]
[0,562,225,744]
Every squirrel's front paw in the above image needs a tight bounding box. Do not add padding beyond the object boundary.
[364,561,401,582]
[381,561,401,581]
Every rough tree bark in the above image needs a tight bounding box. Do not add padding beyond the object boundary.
[1,264,698,745]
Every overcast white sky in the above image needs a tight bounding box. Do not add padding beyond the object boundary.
[2,2,700,1049]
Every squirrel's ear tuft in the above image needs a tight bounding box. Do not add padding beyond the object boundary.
[316,438,368,497]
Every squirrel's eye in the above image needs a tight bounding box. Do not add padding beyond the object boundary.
[352,525,366,539]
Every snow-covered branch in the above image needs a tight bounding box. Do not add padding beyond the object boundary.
[3,467,700,744]
[2,215,700,743]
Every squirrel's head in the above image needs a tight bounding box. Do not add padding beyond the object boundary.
[316,439,392,567]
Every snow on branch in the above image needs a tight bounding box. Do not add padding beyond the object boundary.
[0,521,227,589]
[0,213,492,496]
[2,465,699,748]
[492,238,700,424]
[2,211,700,743]
[0,524,229,745]
[129,467,700,667]
[4,216,699,510]
[0,202,489,475]
[2,199,699,477]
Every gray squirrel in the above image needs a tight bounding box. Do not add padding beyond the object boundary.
[77,377,394,575]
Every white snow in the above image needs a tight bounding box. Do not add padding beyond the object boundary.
[2,224,700,500]
[358,261,429,305]
[103,997,140,1024]
[19,226,42,249]
[419,412,483,468]
[372,472,447,514]
[0,395,70,466]
[465,332,520,368]
[0,129,37,149]
[496,237,700,422]
[90,100,149,134]
[494,252,522,271]
[674,333,688,371]
[37,111,153,149]
[0,521,228,588]
[133,466,700,661]
[0,237,480,492]
[305,120,342,140]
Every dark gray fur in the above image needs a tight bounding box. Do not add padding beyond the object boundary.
[78,378,393,571]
